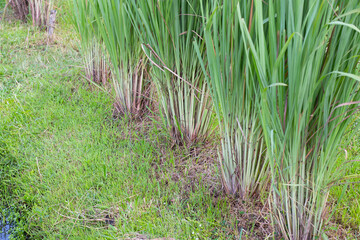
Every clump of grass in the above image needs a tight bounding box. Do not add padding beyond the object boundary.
[72,1,111,86]
[130,0,213,146]
[83,41,111,86]
[29,0,53,28]
[239,0,360,238]
[195,1,268,198]
[6,0,29,22]
[6,0,53,28]
[74,0,151,118]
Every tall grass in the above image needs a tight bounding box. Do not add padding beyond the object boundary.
[73,0,151,117]
[6,0,53,27]
[6,0,28,22]
[84,41,111,86]
[129,0,213,146]
[29,0,53,27]
[239,0,360,238]
[73,1,111,86]
[195,1,268,197]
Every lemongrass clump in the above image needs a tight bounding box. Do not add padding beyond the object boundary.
[130,0,213,146]
[195,0,268,197]
[7,0,53,27]
[239,0,360,238]
[73,0,110,86]
[6,0,29,22]
[92,0,151,117]
[29,0,53,28]
[83,41,111,86]
[73,0,151,117]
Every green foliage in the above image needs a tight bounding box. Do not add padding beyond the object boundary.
[195,1,268,198]
[73,0,151,118]
[130,0,214,146]
[72,1,111,86]
[0,0,6,9]
[240,0,360,238]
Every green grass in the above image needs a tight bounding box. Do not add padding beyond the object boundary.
[331,127,360,232]
[0,17,235,240]
[0,0,5,11]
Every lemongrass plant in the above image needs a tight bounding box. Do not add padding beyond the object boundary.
[7,0,53,27]
[239,0,360,238]
[73,1,110,86]
[73,0,151,117]
[93,0,151,117]
[83,41,111,86]
[194,1,268,197]
[6,0,29,22]
[129,0,213,146]
[29,0,53,27]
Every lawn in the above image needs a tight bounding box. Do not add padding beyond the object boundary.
[0,1,359,239]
